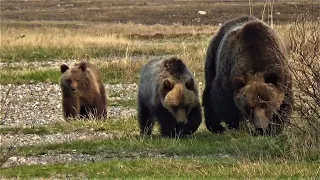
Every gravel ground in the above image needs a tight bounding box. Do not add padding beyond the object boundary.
[0,69,204,168]
[0,131,125,147]
[0,60,77,70]
[0,83,137,128]
[0,82,139,168]
[2,152,232,168]
[2,152,169,168]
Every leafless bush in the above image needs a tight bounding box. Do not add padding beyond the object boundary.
[0,85,13,125]
[0,85,18,168]
[287,17,320,155]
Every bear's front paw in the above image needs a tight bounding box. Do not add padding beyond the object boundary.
[208,125,226,134]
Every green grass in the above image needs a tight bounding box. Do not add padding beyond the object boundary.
[10,132,287,158]
[1,158,319,179]
[0,118,288,159]
[0,69,60,84]
[0,39,205,63]
[0,46,168,63]
[109,99,136,108]
[0,59,204,85]
[0,62,143,84]
[0,118,138,135]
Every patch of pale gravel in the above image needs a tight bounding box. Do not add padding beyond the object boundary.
[2,152,232,168]
[0,83,138,128]
[0,131,124,147]
[1,152,167,168]
[0,60,78,70]
[0,55,163,70]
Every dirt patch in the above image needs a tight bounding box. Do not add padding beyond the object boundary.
[1,0,319,25]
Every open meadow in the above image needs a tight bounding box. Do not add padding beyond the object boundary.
[0,0,319,178]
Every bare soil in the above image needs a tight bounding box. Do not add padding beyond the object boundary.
[1,0,319,25]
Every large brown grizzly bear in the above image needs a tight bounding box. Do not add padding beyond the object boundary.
[137,57,202,137]
[60,62,107,120]
[203,16,293,135]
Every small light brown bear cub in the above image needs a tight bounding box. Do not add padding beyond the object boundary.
[60,62,107,120]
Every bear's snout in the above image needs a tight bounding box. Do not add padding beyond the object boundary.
[69,87,77,93]
[175,108,188,124]
[251,107,269,130]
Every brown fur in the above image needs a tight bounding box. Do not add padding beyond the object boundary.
[60,62,107,120]
[203,16,293,135]
[137,57,202,137]
[162,79,199,124]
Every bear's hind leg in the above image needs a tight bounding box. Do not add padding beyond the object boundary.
[93,93,108,120]
[137,100,154,135]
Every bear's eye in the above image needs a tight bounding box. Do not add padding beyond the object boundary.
[66,79,72,84]
[172,105,178,112]
[265,71,279,85]
[185,78,194,91]
[232,77,246,90]
[244,105,253,115]
[184,105,191,112]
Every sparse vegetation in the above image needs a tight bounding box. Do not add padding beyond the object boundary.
[286,17,320,159]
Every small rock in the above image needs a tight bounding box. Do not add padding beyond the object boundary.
[197,11,207,15]
[8,156,18,161]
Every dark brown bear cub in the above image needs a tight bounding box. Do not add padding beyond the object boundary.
[60,62,107,120]
[137,57,202,137]
[203,16,293,135]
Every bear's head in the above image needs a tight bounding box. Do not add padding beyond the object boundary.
[232,69,286,133]
[60,63,89,94]
[161,78,198,124]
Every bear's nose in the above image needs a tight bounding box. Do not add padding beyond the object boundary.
[177,121,187,125]
[70,87,77,92]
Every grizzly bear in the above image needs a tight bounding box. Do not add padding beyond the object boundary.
[203,16,293,135]
[60,62,107,120]
[137,57,202,137]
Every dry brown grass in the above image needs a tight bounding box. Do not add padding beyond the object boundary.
[1,21,218,38]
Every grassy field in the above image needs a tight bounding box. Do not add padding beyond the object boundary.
[1,0,320,179]
[1,119,319,178]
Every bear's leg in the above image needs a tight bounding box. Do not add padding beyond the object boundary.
[79,106,90,119]
[137,100,154,135]
[203,88,226,134]
[180,104,202,136]
[62,96,80,119]
[156,110,180,137]
[227,120,240,130]
[93,92,108,119]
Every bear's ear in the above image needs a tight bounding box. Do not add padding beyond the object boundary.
[60,64,69,73]
[264,71,280,85]
[185,78,194,91]
[232,77,246,90]
[163,79,174,91]
[79,63,87,72]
